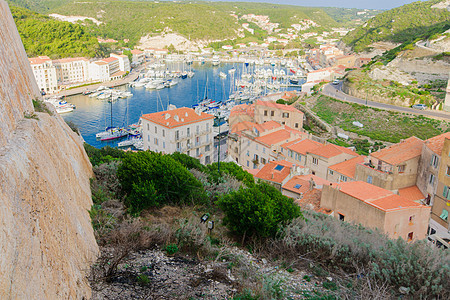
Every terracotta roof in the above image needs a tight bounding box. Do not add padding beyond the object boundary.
[398,186,425,202]
[335,181,424,212]
[255,100,301,113]
[246,169,260,176]
[370,136,423,165]
[296,174,332,188]
[328,156,365,179]
[255,128,298,146]
[425,133,450,156]
[231,121,281,134]
[131,49,144,54]
[308,143,358,159]
[229,103,255,118]
[29,56,51,65]
[141,107,214,129]
[255,160,293,184]
[94,61,108,66]
[102,57,118,63]
[282,176,312,194]
[53,57,88,63]
[282,138,323,155]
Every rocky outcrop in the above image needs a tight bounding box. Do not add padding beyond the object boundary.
[0,1,98,299]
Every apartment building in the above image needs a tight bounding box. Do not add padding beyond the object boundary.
[53,57,89,85]
[429,137,450,240]
[253,100,304,129]
[254,160,306,191]
[130,49,145,66]
[417,132,450,206]
[305,143,359,179]
[228,120,307,169]
[140,107,214,165]
[322,181,431,241]
[354,137,424,192]
[281,138,323,167]
[327,155,365,183]
[110,53,131,73]
[28,56,58,94]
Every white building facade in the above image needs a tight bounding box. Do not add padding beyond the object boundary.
[28,56,58,94]
[141,107,214,165]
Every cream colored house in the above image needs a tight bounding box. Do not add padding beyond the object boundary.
[29,56,58,94]
[141,107,214,165]
[281,138,323,167]
[305,143,359,179]
[321,181,430,241]
[327,155,365,183]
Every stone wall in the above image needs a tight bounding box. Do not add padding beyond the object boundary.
[0,1,98,298]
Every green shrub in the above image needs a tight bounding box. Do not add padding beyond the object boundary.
[84,144,125,166]
[32,98,52,115]
[165,243,179,255]
[137,274,150,285]
[217,182,301,239]
[206,162,255,187]
[117,151,207,214]
[170,152,206,172]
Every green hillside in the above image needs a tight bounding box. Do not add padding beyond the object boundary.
[11,6,100,58]
[342,0,450,52]
[6,0,69,13]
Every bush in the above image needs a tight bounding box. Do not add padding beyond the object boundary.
[206,162,255,187]
[84,144,125,166]
[170,152,206,172]
[217,182,301,239]
[165,243,179,255]
[117,151,207,214]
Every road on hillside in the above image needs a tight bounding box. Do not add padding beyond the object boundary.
[321,82,450,120]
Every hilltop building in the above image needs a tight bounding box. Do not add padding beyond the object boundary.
[322,181,430,241]
[140,106,214,165]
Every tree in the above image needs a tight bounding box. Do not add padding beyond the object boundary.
[117,151,207,214]
[217,182,301,239]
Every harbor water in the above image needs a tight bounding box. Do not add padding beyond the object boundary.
[62,63,303,148]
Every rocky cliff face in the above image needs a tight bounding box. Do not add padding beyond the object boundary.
[0,1,98,298]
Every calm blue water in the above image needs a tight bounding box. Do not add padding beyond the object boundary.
[62,63,302,148]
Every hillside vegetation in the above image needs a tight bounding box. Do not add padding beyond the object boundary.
[11,5,100,58]
[342,0,450,52]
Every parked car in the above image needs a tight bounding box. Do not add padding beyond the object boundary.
[332,80,339,85]
[412,104,427,110]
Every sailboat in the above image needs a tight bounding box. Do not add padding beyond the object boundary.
[95,95,128,141]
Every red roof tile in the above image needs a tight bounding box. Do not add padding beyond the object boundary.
[282,138,323,155]
[102,57,118,63]
[398,186,425,202]
[255,129,296,146]
[425,133,450,156]
[328,156,365,179]
[335,181,424,212]
[230,103,255,118]
[256,100,301,113]
[282,176,312,194]
[308,143,358,159]
[370,137,423,165]
[141,107,214,129]
[255,160,293,184]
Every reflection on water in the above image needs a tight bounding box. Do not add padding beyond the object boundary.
[62,63,301,148]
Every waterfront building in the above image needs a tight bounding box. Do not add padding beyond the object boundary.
[110,53,130,73]
[130,49,145,66]
[28,56,58,94]
[140,107,214,165]
[53,57,89,86]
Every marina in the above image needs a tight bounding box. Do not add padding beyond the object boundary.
[61,62,305,149]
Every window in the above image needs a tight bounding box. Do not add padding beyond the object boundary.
[270,111,274,117]
[206,123,209,131]
[176,142,180,151]
[297,155,301,162]
[147,124,149,131]
[246,150,250,156]
[247,161,249,167]
[154,138,158,145]
[196,136,200,146]
[163,141,165,149]
[264,110,268,116]
[367,175,373,184]
[205,156,210,164]
[282,121,285,125]
[295,123,299,128]
[147,135,150,142]
[447,166,450,176]
[409,215,415,224]
[440,209,448,221]
[248,140,250,146]
[205,145,210,152]
[196,125,199,134]
[162,129,165,137]
[256,144,258,150]
[187,150,190,156]
[329,170,334,175]
[176,130,180,140]
[407,232,414,242]
[312,157,318,165]
[429,174,435,185]
[187,127,190,136]
[398,165,405,173]
[431,155,439,168]
[261,158,266,164]
[155,126,157,134]
[340,175,347,182]
[294,184,302,189]
[282,112,289,118]
[443,186,450,200]
[338,213,345,221]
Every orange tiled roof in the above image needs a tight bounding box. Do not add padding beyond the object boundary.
[398,186,425,202]
[229,103,255,117]
[102,57,118,63]
[131,49,144,54]
[255,160,293,184]
[336,181,424,212]
[141,107,214,129]
[256,128,298,146]
[370,136,423,165]
[308,143,358,159]
[296,174,332,188]
[425,133,450,156]
[328,156,365,179]
[295,189,332,214]
[231,121,281,134]
[282,176,311,194]
[29,56,51,64]
[282,138,323,155]
[255,100,301,113]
